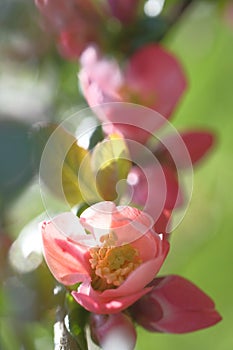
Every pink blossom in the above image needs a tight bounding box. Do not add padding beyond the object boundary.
[90,313,136,350]
[35,0,103,59]
[41,202,169,314]
[129,275,222,333]
[79,44,187,143]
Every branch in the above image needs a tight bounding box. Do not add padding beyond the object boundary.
[166,0,194,29]
[54,307,81,350]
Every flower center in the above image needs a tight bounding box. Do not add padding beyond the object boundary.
[89,233,141,291]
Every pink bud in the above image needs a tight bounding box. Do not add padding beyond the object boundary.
[130,275,222,334]
[90,313,136,350]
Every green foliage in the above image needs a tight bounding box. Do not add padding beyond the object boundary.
[88,125,104,150]
[32,123,88,206]
[91,134,132,201]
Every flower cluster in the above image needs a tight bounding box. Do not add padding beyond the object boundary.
[35,1,222,349]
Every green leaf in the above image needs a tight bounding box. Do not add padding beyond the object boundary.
[65,294,89,350]
[32,124,89,206]
[88,125,104,150]
[76,203,90,217]
[91,134,132,201]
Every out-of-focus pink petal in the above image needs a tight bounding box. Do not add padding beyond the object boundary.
[107,0,139,23]
[100,104,166,144]
[41,220,91,285]
[153,210,172,240]
[125,44,187,118]
[180,131,215,166]
[129,164,183,220]
[128,165,166,220]
[90,313,136,350]
[159,131,215,168]
[79,46,123,105]
[130,275,222,333]
[162,166,183,210]
[72,285,152,314]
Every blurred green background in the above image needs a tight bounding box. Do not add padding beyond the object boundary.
[0,1,233,349]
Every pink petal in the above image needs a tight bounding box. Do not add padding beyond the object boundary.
[100,103,165,144]
[100,257,167,299]
[131,275,222,333]
[90,313,136,350]
[81,201,155,245]
[160,131,215,168]
[180,131,215,166]
[161,165,184,210]
[41,219,91,285]
[129,165,166,220]
[153,210,171,238]
[155,308,222,334]
[129,164,183,219]
[72,285,152,314]
[130,232,160,262]
[79,46,123,106]
[125,44,187,118]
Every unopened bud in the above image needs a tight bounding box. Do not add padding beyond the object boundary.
[90,313,136,350]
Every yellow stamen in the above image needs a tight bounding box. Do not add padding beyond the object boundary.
[89,232,141,291]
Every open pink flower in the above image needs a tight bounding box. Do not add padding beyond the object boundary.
[129,275,222,333]
[79,44,187,143]
[41,202,169,314]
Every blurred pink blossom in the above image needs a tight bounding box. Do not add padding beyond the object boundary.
[35,0,104,58]
[79,44,187,143]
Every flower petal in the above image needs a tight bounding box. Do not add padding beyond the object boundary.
[80,201,155,245]
[129,164,183,219]
[159,131,215,168]
[101,256,168,299]
[130,275,222,333]
[90,313,137,350]
[125,44,187,118]
[41,217,91,285]
[72,285,152,314]
[153,210,171,240]
[180,131,215,166]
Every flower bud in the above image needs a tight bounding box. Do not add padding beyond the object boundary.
[130,275,222,334]
[90,313,136,350]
